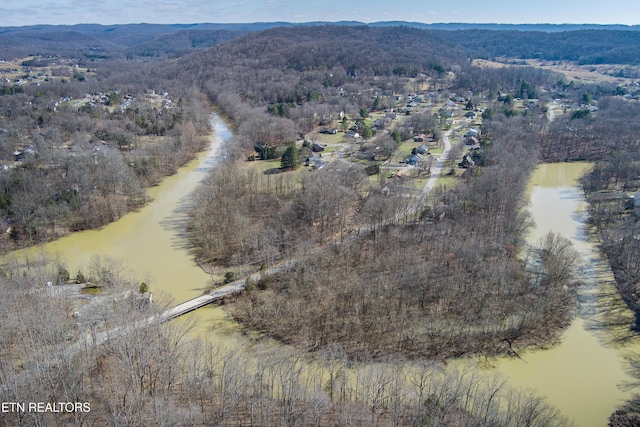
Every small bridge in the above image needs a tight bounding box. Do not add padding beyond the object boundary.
[160,280,245,321]
[160,260,296,322]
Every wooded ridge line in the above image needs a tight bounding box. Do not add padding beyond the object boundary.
[3,22,640,65]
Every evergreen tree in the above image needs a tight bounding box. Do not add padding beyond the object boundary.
[280,143,299,170]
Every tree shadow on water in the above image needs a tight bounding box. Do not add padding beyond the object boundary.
[158,192,199,252]
[581,284,640,346]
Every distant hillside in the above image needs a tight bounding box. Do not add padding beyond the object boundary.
[123,30,242,58]
[372,22,640,32]
[0,23,256,60]
[2,22,640,64]
[0,29,122,59]
[0,22,359,60]
[443,29,640,65]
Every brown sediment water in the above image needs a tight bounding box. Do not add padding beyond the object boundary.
[8,113,228,303]
[488,162,640,427]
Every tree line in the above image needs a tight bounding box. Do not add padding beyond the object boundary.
[445,29,640,65]
[5,22,640,66]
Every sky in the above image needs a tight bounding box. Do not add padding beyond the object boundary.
[1,0,639,27]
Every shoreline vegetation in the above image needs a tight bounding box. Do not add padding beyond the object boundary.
[0,85,213,254]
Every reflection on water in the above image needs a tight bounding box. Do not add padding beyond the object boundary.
[490,162,640,427]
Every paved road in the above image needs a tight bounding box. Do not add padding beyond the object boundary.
[415,126,454,206]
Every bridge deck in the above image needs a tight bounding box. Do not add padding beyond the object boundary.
[160,280,247,321]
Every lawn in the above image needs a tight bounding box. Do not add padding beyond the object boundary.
[311,132,344,144]
[243,158,282,174]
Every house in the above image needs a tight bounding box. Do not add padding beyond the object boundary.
[319,128,338,134]
[465,136,479,146]
[312,142,326,152]
[413,134,427,143]
[464,128,480,137]
[459,154,475,168]
[354,151,376,161]
[416,144,429,155]
[306,156,327,169]
[464,111,477,119]
[344,131,361,139]
[406,154,422,166]
[438,108,455,118]
[373,119,387,130]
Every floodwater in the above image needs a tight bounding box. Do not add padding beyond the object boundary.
[7,116,640,425]
[488,162,640,427]
[5,112,237,327]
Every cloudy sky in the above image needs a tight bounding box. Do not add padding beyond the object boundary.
[1,0,639,27]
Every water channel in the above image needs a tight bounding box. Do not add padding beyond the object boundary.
[8,113,640,425]
[489,162,640,426]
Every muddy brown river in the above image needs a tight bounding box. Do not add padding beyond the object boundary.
[489,162,640,426]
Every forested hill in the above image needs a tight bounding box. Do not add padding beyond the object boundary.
[0,24,248,59]
[179,25,462,76]
[374,22,640,32]
[446,29,640,65]
[3,21,640,64]
[0,22,359,60]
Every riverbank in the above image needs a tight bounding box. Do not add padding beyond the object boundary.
[488,162,640,427]
[193,161,640,425]
[0,111,213,256]
[2,113,229,302]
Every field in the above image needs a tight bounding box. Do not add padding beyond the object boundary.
[473,58,640,86]
[0,56,92,87]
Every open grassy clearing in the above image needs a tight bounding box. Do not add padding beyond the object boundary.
[310,132,344,144]
[473,58,638,86]
[243,158,284,174]
[525,59,640,85]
